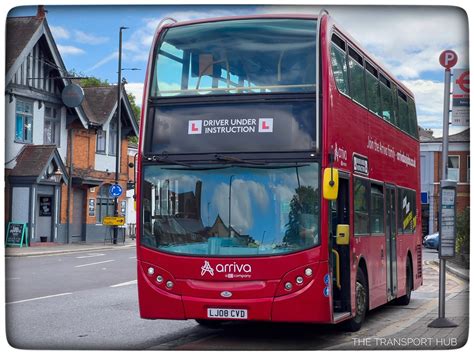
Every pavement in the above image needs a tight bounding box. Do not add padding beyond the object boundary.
[4,237,136,257]
[328,260,469,350]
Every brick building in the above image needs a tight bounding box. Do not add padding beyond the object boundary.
[5,7,138,243]
[419,127,470,235]
[64,85,138,243]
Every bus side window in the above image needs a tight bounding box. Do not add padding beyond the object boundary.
[354,177,369,235]
[348,47,367,107]
[408,98,418,139]
[391,84,398,126]
[330,34,349,95]
[397,90,409,134]
[379,75,394,124]
[365,61,380,116]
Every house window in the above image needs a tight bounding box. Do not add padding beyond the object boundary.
[447,155,460,181]
[96,129,106,154]
[44,106,61,146]
[109,119,117,156]
[15,100,33,143]
[96,184,115,223]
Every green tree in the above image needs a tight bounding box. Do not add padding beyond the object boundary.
[455,207,470,256]
[283,186,318,246]
[127,93,140,144]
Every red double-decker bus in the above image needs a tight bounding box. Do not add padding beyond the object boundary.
[136,12,422,331]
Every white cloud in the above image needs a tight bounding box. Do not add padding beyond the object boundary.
[50,25,70,40]
[212,180,269,233]
[124,82,144,107]
[85,51,118,72]
[74,30,109,45]
[57,44,84,56]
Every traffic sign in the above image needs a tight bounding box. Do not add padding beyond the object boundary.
[109,184,123,197]
[452,69,470,126]
[103,216,125,226]
[439,50,458,69]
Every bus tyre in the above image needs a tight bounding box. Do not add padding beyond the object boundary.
[395,262,412,306]
[344,268,368,332]
[195,319,224,328]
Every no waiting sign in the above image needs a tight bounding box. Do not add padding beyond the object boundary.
[452,69,469,126]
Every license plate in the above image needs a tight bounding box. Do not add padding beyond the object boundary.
[207,308,248,319]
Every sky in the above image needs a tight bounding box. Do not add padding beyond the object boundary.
[8,4,469,136]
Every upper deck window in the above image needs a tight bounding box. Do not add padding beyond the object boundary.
[348,47,367,107]
[150,19,317,97]
[330,34,349,95]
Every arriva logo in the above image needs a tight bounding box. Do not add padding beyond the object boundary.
[201,261,215,276]
[200,260,252,277]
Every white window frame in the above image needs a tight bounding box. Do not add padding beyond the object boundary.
[44,105,61,146]
[447,155,460,182]
[15,99,34,143]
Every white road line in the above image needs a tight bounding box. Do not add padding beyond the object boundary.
[110,280,137,288]
[75,260,115,268]
[6,293,73,305]
[129,256,137,259]
[76,253,106,259]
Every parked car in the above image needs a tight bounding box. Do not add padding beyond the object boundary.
[423,232,439,250]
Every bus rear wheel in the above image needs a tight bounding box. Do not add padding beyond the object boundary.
[395,261,412,306]
[344,268,368,332]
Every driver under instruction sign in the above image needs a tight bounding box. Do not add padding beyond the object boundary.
[188,118,274,135]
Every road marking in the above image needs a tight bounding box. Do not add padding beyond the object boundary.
[110,280,137,288]
[129,256,137,259]
[75,260,115,268]
[7,293,73,305]
[76,253,106,259]
[6,277,20,281]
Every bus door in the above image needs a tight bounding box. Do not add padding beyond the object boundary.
[330,175,351,316]
[385,185,398,301]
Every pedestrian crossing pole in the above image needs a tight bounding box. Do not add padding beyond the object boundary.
[428,50,458,329]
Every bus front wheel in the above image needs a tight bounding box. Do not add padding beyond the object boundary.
[344,267,368,332]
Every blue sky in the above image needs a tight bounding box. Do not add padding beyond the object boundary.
[8,5,469,136]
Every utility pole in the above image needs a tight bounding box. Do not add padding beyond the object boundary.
[113,26,128,244]
[428,50,458,328]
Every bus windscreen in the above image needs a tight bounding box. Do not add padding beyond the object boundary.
[151,19,317,97]
[141,163,320,256]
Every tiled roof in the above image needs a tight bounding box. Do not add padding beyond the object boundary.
[81,85,119,125]
[6,16,43,73]
[431,128,470,143]
[10,145,56,177]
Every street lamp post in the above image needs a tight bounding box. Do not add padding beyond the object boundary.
[113,26,128,245]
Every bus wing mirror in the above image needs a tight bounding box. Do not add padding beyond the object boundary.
[336,224,350,245]
[323,167,339,200]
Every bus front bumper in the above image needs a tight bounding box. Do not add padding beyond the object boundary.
[138,260,332,323]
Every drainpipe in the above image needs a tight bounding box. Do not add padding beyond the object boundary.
[66,128,73,244]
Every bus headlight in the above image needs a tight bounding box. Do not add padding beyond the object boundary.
[147,267,155,275]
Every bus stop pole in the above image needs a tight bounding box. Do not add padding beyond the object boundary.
[428,68,457,328]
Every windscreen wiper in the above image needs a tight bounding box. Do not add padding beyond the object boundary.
[146,153,194,167]
[214,154,266,165]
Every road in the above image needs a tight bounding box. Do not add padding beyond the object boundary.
[5,246,467,350]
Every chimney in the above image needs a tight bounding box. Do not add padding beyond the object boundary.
[36,5,46,20]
